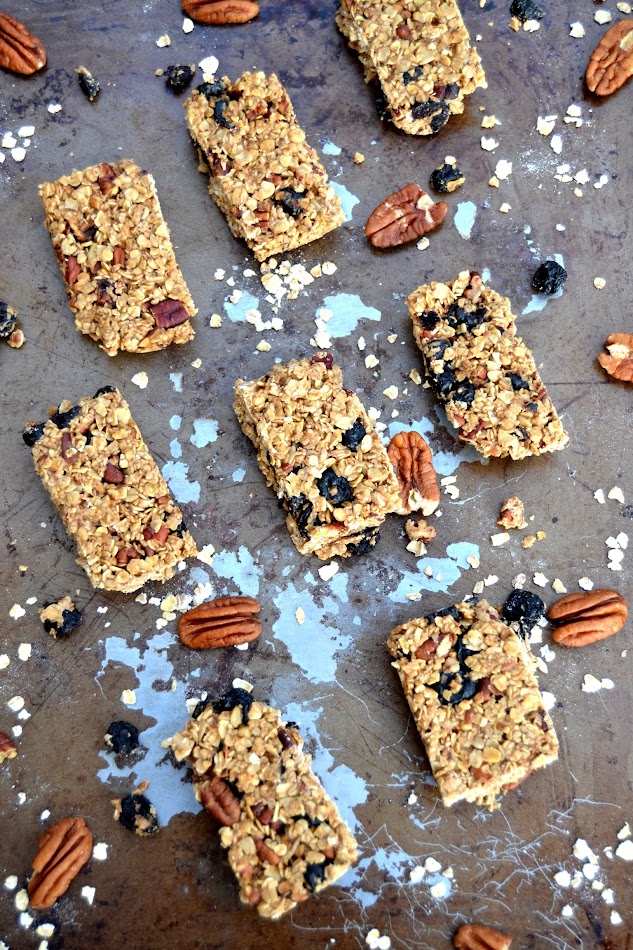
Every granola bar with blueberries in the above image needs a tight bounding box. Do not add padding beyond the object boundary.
[39,159,196,356]
[337,0,486,135]
[234,354,401,560]
[408,270,569,460]
[388,599,559,809]
[170,688,359,919]
[184,71,344,262]
[23,386,197,593]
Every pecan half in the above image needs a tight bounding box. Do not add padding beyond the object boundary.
[178,594,261,649]
[547,589,628,647]
[28,817,93,909]
[365,184,447,249]
[387,431,440,516]
[149,298,190,329]
[0,730,17,763]
[198,775,241,825]
[453,923,512,950]
[598,332,633,382]
[182,0,259,24]
[0,13,46,75]
[586,19,633,95]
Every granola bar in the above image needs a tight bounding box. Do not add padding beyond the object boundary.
[388,599,559,808]
[170,688,359,919]
[337,0,486,135]
[23,386,197,593]
[234,354,401,559]
[39,159,196,356]
[408,271,569,460]
[184,72,344,261]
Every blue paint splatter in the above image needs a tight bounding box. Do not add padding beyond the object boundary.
[272,582,350,683]
[331,182,360,222]
[322,139,342,156]
[454,201,477,240]
[523,254,566,314]
[169,438,182,459]
[161,461,200,504]
[211,546,261,597]
[224,290,260,322]
[190,419,218,448]
[169,373,183,393]
[482,267,491,282]
[232,467,246,483]
[169,415,181,431]
[319,293,381,338]
[388,541,480,603]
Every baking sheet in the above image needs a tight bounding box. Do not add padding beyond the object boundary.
[0,1,631,947]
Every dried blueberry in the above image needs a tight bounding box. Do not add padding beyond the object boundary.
[278,188,305,218]
[297,813,322,829]
[501,589,545,637]
[175,521,188,538]
[403,65,425,85]
[532,260,567,295]
[411,99,441,120]
[426,338,451,359]
[77,67,100,102]
[43,606,82,638]
[443,83,460,100]
[22,422,46,447]
[420,310,439,330]
[430,104,451,133]
[427,605,461,623]
[287,494,313,538]
[341,418,366,451]
[164,63,195,93]
[446,303,468,328]
[0,302,17,339]
[105,721,140,755]
[346,528,379,556]
[213,99,235,129]
[375,88,392,122]
[430,367,458,398]
[526,401,538,411]
[304,859,331,893]
[510,0,544,22]
[212,688,254,724]
[430,162,465,194]
[191,698,209,720]
[431,671,478,706]
[197,79,227,100]
[461,307,488,332]
[94,385,116,397]
[317,468,353,504]
[452,381,475,407]
[118,792,160,836]
[50,405,81,429]
[507,373,529,391]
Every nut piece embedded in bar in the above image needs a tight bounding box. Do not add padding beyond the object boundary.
[586,19,633,96]
[178,595,262,649]
[387,430,440,516]
[365,184,447,248]
[27,816,93,909]
[547,589,628,646]
[198,774,241,825]
[453,922,512,950]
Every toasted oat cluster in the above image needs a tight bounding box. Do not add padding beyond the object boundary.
[184,72,344,261]
[388,599,559,809]
[171,689,359,919]
[234,354,401,559]
[337,0,486,135]
[24,387,197,592]
[39,159,196,356]
[408,271,569,460]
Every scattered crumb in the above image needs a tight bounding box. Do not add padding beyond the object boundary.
[533,572,549,587]
[582,674,614,693]
[353,152,365,164]
[182,16,194,32]
[594,277,606,290]
[490,532,510,546]
[318,562,339,582]
[615,839,633,861]
[594,488,606,504]
[120,689,136,706]
[552,579,567,594]
[498,495,527,529]
[594,9,612,23]
[495,159,513,180]
[156,34,171,47]
[551,134,563,155]
[569,22,585,37]
[81,885,96,905]
[481,136,499,151]
[607,486,624,503]
[131,371,148,389]
[295,607,305,625]
[499,203,511,213]
[383,385,398,400]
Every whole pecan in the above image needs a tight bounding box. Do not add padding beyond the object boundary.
[586,19,633,95]
[547,589,628,647]
[182,0,259,24]
[453,923,512,950]
[387,430,440,516]
[0,13,46,75]
[178,594,261,649]
[598,332,633,382]
[365,184,447,249]
[198,774,241,825]
[28,816,93,909]
[0,730,17,763]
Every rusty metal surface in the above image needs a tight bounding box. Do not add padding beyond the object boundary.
[1,1,632,948]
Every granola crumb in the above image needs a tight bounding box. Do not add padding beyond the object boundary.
[353,152,365,164]
[497,495,528,529]
[522,535,536,548]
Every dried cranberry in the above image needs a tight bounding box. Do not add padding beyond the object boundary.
[163,63,195,93]
[510,0,544,22]
[501,589,545,637]
[149,299,190,328]
[105,720,140,755]
[104,462,124,484]
[532,260,567,294]
[430,163,465,194]
[317,469,352,504]
[341,418,366,451]
[212,688,254,724]
[310,353,333,370]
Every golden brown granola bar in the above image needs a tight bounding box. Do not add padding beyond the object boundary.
[388,599,559,809]
[184,72,344,261]
[337,0,486,135]
[171,688,358,919]
[23,386,197,593]
[408,270,569,460]
[234,354,401,559]
[39,159,196,356]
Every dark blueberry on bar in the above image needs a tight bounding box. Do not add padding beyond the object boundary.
[510,0,544,22]
[197,79,227,100]
[420,310,439,330]
[411,99,442,120]
[50,405,81,429]
[278,188,305,218]
[341,418,366,451]
[427,605,461,623]
[429,103,450,133]
[452,380,476,407]
[212,688,254,724]
[346,527,379,556]
[430,367,458,398]
[317,468,352,504]
[507,373,530,391]
[105,720,140,755]
[446,303,468,327]
[287,494,313,538]
[23,422,46,447]
[213,98,235,129]
[403,65,425,85]
[532,260,567,294]
[94,385,116,397]
[430,162,465,194]
[501,589,545,637]
[175,521,188,538]
[375,87,392,122]
[164,64,195,93]
[304,859,332,893]
[191,698,210,720]
[0,301,18,339]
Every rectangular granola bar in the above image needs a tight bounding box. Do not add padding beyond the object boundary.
[39,159,196,356]
[170,688,359,919]
[23,386,197,593]
[388,599,559,809]
[337,0,486,135]
[234,354,401,559]
[408,270,569,460]
[184,72,344,261]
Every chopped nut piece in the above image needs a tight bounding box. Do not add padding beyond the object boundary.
[0,731,17,763]
[353,151,365,164]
